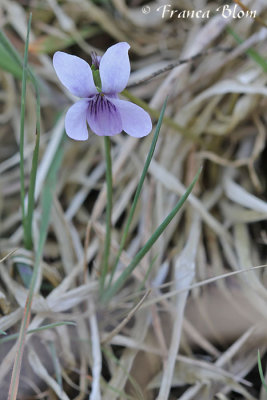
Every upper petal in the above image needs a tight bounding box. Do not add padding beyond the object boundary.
[109,98,152,138]
[100,42,130,94]
[53,52,97,98]
[65,100,89,141]
[87,95,122,136]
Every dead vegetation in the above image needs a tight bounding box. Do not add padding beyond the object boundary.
[0,0,267,399]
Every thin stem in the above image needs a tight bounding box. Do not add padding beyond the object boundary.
[127,46,233,88]
[19,14,32,248]
[26,86,41,249]
[100,136,112,293]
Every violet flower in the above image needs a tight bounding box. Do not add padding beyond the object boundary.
[53,42,152,140]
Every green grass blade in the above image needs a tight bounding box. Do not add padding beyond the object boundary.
[0,26,41,91]
[37,146,63,258]
[0,21,42,251]
[135,254,158,294]
[99,136,113,294]
[3,13,41,251]
[258,350,267,394]
[0,321,75,344]
[8,142,63,400]
[102,167,202,303]
[0,42,22,78]
[0,30,24,69]
[19,14,32,249]
[25,85,41,250]
[107,98,167,288]
[227,27,267,72]
[48,341,63,393]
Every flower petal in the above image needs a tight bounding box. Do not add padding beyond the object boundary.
[87,95,122,136]
[65,100,89,141]
[53,52,97,98]
[100,42,130,94]
[109,98,152,137]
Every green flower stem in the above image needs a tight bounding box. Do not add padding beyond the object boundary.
[101,167,202,304]
[100,136,113,293]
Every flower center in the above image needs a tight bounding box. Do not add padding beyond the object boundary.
[89,94,116,117]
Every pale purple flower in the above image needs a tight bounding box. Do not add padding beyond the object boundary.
[53,42,152,140]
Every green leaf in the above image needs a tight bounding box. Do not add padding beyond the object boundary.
[8,104,63,400]
[0,321,76,344]
[107,98,168,289]
[48,341,63,392]
[0,42,22,78]
[25,90,41,250]
[102,167,202,303]
[0,28,41,88]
